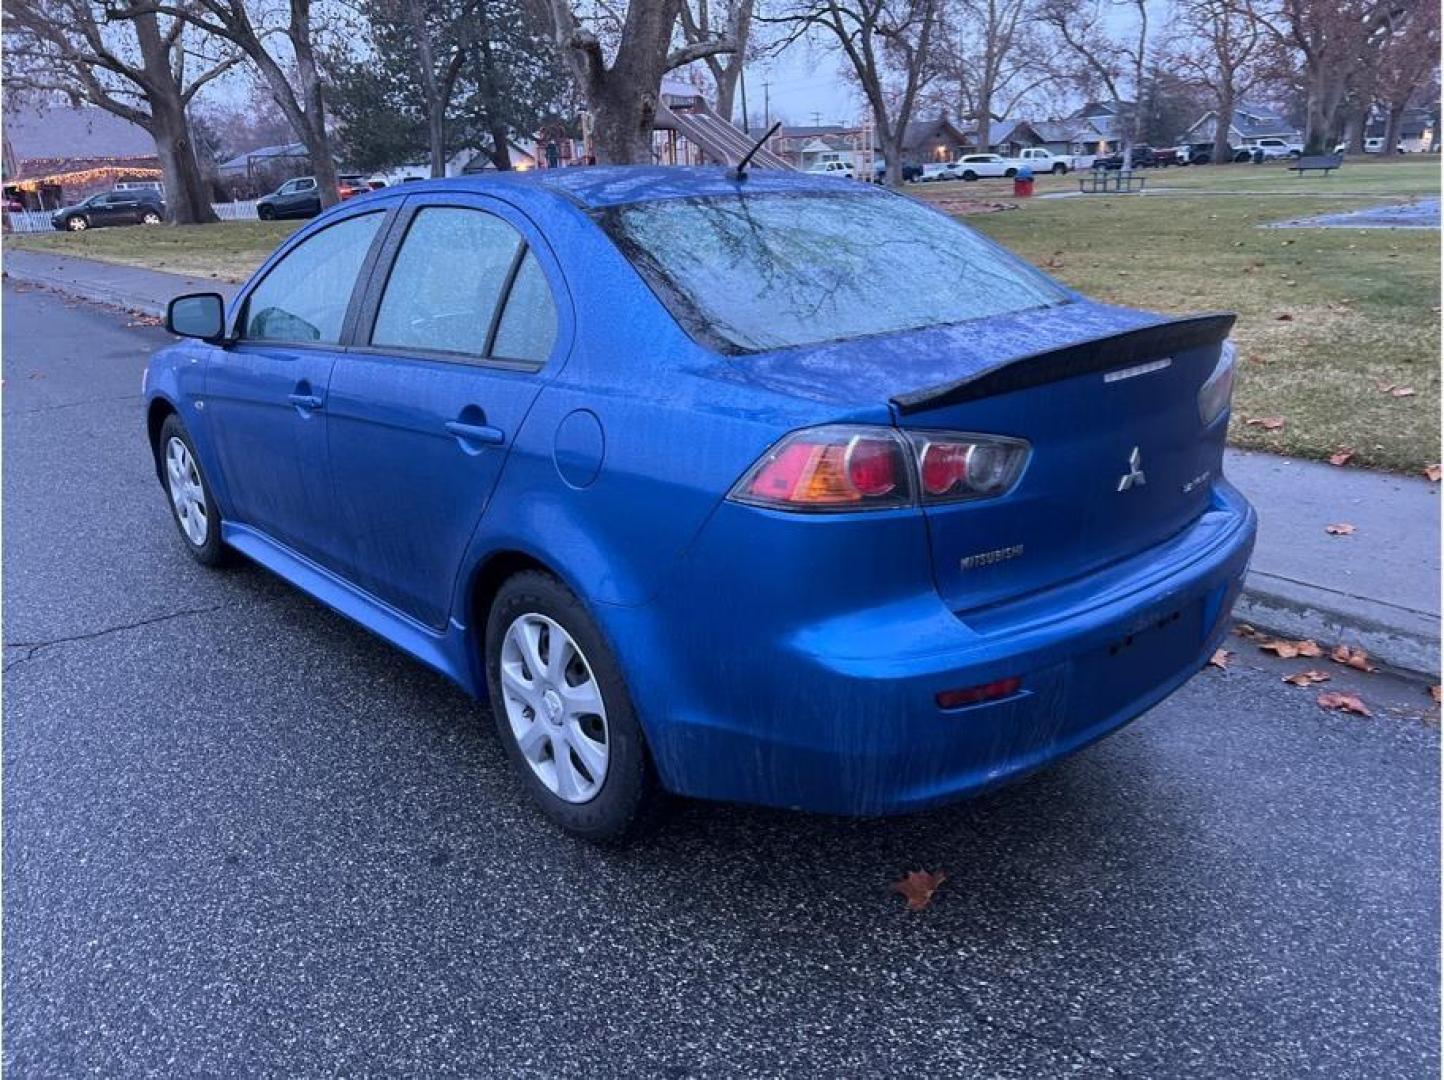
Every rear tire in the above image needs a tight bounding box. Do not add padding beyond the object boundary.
[1052,162,1068,174]
[486,571,662,843]
[141,211,162,225]
[962,171,977,181]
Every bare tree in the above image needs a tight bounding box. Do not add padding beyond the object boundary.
[763,0,941,186]
[120,0,349,206]
[1170,0,1265,163]
[1372,2,1439,154]
[534,0,736,163]
[679,0,755,123]
[1037,0,1151,159]
[937,0,1046,152]
[4,0,236,223]
[1244,0,1415,153]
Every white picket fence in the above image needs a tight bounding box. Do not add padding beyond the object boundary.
[5,199,259,234]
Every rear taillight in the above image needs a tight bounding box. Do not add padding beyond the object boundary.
[728,425,1028,512]
[730,426,914,511]
[908,433,1029,504]
[1198,340,1236,425]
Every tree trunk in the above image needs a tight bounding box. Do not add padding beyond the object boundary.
[881,132,906,187]
[152,109,219,224]
[1382,102,1406,155]
[590,79,658,163]
[487,121,514,169]
[976,88,993,152]
[131,9,218,224]
[1213,91,1234,166]
[1343,106,1368,154]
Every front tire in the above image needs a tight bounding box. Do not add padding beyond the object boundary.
[66,216,88,232]
[486,571,661,843]
[257,205,275,221]
[158,414,229,567]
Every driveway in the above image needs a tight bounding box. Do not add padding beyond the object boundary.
[3,282,1438,1077]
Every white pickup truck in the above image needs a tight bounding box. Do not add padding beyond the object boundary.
[1006,148,1074,174]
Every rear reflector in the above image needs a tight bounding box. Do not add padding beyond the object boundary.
[935,676,1022,709]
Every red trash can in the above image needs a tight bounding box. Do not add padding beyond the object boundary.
[1013,174,1035,197]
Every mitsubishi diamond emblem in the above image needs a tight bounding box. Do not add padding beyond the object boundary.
[1117,446,1146,492]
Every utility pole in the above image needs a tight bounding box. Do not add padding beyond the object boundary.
[763,81,771,130]
[739,67,750,133]
[811,110,822,127]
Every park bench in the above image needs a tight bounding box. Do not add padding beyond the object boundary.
[1290,154,1344,176]
[1078,170,1146,194]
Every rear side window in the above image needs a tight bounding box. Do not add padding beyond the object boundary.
[371,207,521,358]
[243,212,383,343]
[491,250,557,362]
[370,206,559,364]
[597,191,1068,354]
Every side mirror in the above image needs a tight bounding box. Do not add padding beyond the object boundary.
[167,292,228,343]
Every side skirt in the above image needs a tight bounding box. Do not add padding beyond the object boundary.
[221,522,482,697]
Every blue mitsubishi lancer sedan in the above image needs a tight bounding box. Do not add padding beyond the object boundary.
[147,167,1256,841]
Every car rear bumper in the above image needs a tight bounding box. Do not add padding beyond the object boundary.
[613,481,1256,816]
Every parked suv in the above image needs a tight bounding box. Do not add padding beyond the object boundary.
[1095,145,1157,170]
[256,176,323,220]
[50,189,166,232]
[1250,137,1303,159]
[805,160,856,179]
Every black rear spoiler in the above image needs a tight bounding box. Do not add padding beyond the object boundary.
[890,312,1236,414]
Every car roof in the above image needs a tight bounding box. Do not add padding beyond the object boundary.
[367,166,881,211]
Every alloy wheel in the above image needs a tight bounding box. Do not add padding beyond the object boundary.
[67,217,87,231]
[165,436,208,546]
[499,613,609,803]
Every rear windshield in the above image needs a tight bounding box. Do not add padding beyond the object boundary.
[595,191,1069,354]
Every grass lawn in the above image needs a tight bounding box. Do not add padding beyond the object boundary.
[927,159,1440,473]
[6,158,1438,470]
[7,219,301,282]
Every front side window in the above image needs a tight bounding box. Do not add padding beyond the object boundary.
[371,207,527,358]
[598,191,1068,354]
[243,212,383,343]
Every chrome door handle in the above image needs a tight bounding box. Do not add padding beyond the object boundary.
[445,420,505,445]
[288,392,324,410]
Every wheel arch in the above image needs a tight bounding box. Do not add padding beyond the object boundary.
[146,396,179,485]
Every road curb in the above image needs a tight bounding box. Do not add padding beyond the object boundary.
[1236,577,1439,679]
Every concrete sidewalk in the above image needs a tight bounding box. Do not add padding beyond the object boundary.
[5,247,1439,674]
[4,250,240,316]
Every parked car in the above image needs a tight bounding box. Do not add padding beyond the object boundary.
[1152,146,1179,167]
[919,162,954,181]
[256,176,322,220]
[1250,137,1303,160]
[949,153,1018,180]
[150,167,1255,841]
[1353,137,1407,154]
[1006,148,1071,174]
[50,189,166,232]
[871,160,924,183]
[1095,145,1157,170]
[805,160,855,179]
[337,175,370,200]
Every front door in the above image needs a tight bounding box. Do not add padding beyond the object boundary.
[326,195,569,629]
[204,208,388,568]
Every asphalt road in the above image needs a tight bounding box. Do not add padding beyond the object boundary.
[3,282,1439,1077]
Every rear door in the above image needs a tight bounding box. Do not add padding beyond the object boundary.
[204,206,390,568]
[325,193,570,629]
[891,316,1233,613]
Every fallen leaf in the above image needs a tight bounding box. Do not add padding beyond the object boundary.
[1328,449,1354,466]
[892,870,946,912]
[1317,691,1372,717]
[1330,644,1377,672]
[1208,648,1231,669]
[1375,379,1398,393]
[1430,685,1441,704]
[1283,670,1331,686]
[1246,416,1286,431]
[1324,523,1356,536]
[1294,640,1323,657]
[1275,312,1294,321]
[1234,623,1262,639]
[1045,251,1065,268]
[1425,465,1442,483]
[1246,352,1267,364]
[1259,639,1300,658]
[1390,386,1416,398]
